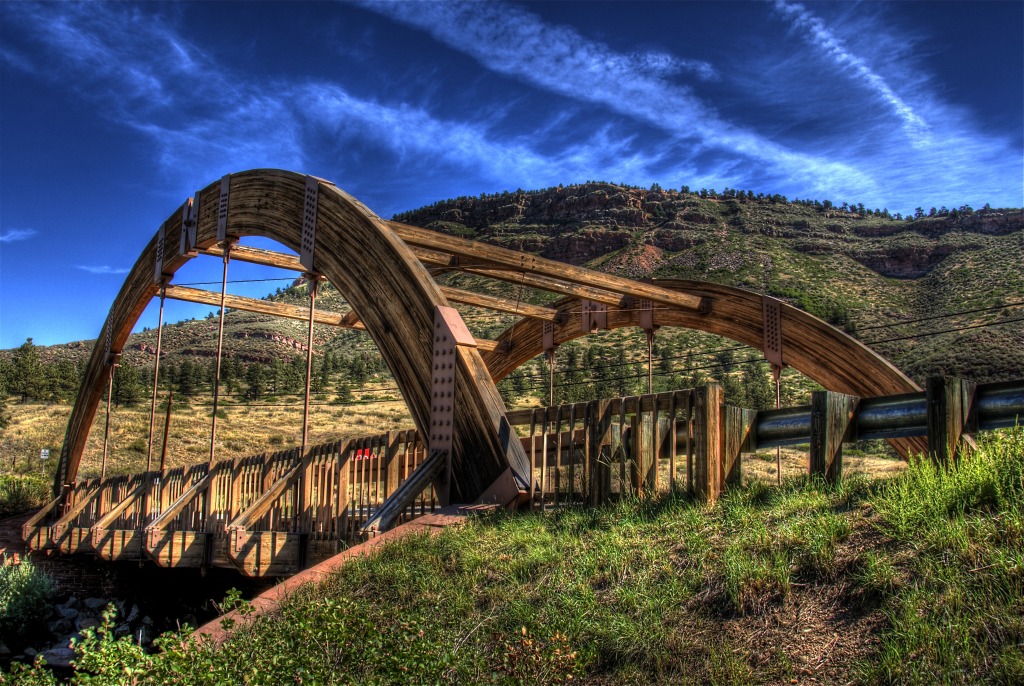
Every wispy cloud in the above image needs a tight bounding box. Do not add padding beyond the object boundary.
[357,0,882,202]
[76,265,130,275]
[5,3,303,191]
[0,229,37,243]
[300,84,668,189]
[4,1,1019,214]
[772,0,929,143]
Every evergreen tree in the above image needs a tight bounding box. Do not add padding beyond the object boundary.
[245,364,267,399]
[112,363,146,407]
[11,338,44,402]
[46,360,81,402]
[743,362,776,410]
[177,360,197,396]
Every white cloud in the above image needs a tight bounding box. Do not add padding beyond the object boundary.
[357,0,883,202]
[76,265,130,275]
[773,0,929,143]
[0,229,37,243]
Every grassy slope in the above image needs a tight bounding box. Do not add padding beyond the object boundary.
[7,429,1022,685]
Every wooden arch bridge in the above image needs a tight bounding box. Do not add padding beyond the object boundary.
[23,168,1016,577]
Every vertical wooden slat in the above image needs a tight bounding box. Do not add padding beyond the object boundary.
[554,404,563,507]
[669,391,678,494]
[568,403,577,502]
[529,409,538,511]
[685,390,694,494]
[589,399,612,505]
[721,405,756,489]
[540,408,549,512]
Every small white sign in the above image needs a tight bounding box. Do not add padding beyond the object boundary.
[40,448,50,461]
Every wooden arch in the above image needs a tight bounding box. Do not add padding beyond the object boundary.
[55,168,924,499]
[54,170,529,502]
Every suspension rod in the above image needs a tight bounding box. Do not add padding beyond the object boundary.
[146,286,166,472]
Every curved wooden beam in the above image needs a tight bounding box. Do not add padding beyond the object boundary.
[482,280,926,457]
[55,170,528,503]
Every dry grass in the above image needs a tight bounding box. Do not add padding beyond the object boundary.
[0,396,413,480]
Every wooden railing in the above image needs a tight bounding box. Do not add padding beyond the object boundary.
[507,389,717,508]
[23,429,440,576]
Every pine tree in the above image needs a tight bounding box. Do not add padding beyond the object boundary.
[245,364,267,399]
[11,338,44,402]
[112,363,145,407]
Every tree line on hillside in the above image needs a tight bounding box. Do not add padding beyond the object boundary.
[496,342,779,411]
[0,339,389,412]
[393,180,999,225]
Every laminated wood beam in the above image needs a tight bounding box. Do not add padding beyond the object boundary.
[203,244,303,271]
[412,246,632,307]
[163,285,359,328]
[439,286,560,322]
[205,245,558,322]
[390,221,708,312]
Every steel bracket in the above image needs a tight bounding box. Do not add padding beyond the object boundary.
[180,195,199,257]
[216,175,230,242]
[300,175,319,272]
[542,321,555,353]
[154,224,166,285]
[581,300,608,333]
[762,296,784,369]
[639,299,657,331]
[430,306,476,506]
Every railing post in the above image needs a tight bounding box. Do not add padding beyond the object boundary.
[692,384,723,503]
[721,405,756,489]
[809,391,859,482]
[926,376,977,467]
[588,399,612,506]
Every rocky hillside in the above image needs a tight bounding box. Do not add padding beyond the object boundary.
[396,184,1024,383]
[6,184,1022,387]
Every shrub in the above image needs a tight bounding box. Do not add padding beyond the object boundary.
[0,475,50,517]
[0,559,54,641]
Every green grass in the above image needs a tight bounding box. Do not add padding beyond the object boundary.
[5,428,1023,685]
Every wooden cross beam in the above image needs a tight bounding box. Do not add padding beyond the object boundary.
[389,221,709,313]
[164,285,358,328]
[203,246,561,321]
[162,285,502,352]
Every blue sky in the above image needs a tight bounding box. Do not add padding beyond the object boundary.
[1,0,1021,349]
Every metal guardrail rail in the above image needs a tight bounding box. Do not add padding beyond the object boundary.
[756,379,1023,449]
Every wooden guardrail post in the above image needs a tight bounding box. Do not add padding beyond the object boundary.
[809,391,859,483]
[693,384,723,503]
[721,406,756,489]
[588,399,613,505]
[926,376,977,467]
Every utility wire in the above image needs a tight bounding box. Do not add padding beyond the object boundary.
[854,300,1024,332]
[864,316,1024,345]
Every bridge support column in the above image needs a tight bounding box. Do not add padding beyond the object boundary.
[926,376,977,467]
[809,391,859,483]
